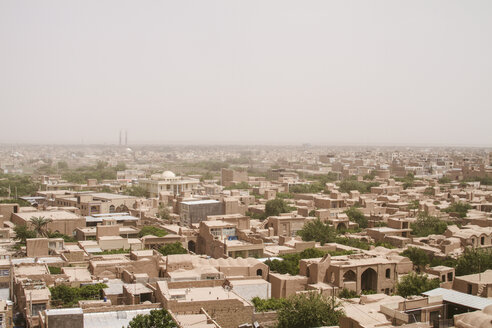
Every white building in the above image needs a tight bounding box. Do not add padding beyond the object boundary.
[138,171,199,197]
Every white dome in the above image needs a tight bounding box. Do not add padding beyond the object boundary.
[162,171,176,179]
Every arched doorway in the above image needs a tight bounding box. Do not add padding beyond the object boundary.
[109,205,115,213]
[116,205,129,213]
[337,222,347,232]
[361,268,378,292]
[188,240,196,253]
[343,270,356,282]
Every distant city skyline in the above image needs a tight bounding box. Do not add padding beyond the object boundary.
[1,0,491,146]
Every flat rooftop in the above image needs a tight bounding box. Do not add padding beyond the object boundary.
[14,210,82,220]
[84,308,155,328]
[181,199,220,205]
[167,286,249,305]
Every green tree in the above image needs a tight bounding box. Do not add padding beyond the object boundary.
[158,242,188,256]
[410,213,448,237]
[438,176,452,184]
[47,231,77,242]
[157,205,171,221]
[127,309,176,328]
[338,179,380,194]
[264,248,351,276]
[401,247,430,272]
[0,198,31,207]
[0,173,39,197]
[276,292,344,328]
[297,219,336,246]
[124,186,150,198]
[338,288,358,299]
[344,207,368,228]
[138,226,168,238]
[396,273,440,297]
[224,182,251,190]
[57,161,69,170]
[408,200,420,215]
[13,225,36,243]
[50,283,107,308]
[442,202,472,218]
[423,187,434,196]
[265,198,294,217]
[29,216,52,237]
[251,297,287,312]
[455,248,492,276]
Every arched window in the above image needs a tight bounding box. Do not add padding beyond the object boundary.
[256,269,263,276]
[385,268,391,279]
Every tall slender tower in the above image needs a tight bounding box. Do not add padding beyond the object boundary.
[119,130,122,146]
[125,130,128,146]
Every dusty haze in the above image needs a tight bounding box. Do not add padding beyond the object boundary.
[0,0,491,146]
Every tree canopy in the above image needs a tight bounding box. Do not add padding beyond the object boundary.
[401,247,430,272]
[127,309,176,328]
[264,248,352,275]
[338,179,380,194]
[29,216,52,237]
[251,297,287,312]
[124,185,150,198]
[345,207,368,228]
[410,213,448,237]
[158,242,188,256]
[0,173,39,197]
[50,283,107,308]
[138,226,168,238]
[455,247,492,276]
[264,198,294,217]
[442,202,472,218]
[396,273,440,297]
[13,225,37,243]
[297,219,336,245]
[276,292,344,328]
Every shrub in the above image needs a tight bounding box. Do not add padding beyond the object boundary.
[48,266,62,274]
[338,288,358,299]
[251,297,287,312]
[158,242,188,256]
[138,226,168,238]
[50,283,107,308]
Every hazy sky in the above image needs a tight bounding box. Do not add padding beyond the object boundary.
[0,1,491,146]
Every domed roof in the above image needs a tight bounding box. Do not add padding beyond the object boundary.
[162,171,176,179]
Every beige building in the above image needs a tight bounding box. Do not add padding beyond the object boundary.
[453,270,492,297]
[11,210,85,236]
[263,215,309,237]
[54,192,137,216]
[196,220,264,258]
[156,282,253,328]
[221,168,248,187]
[299,253,412,295]
[180,200,223,226]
